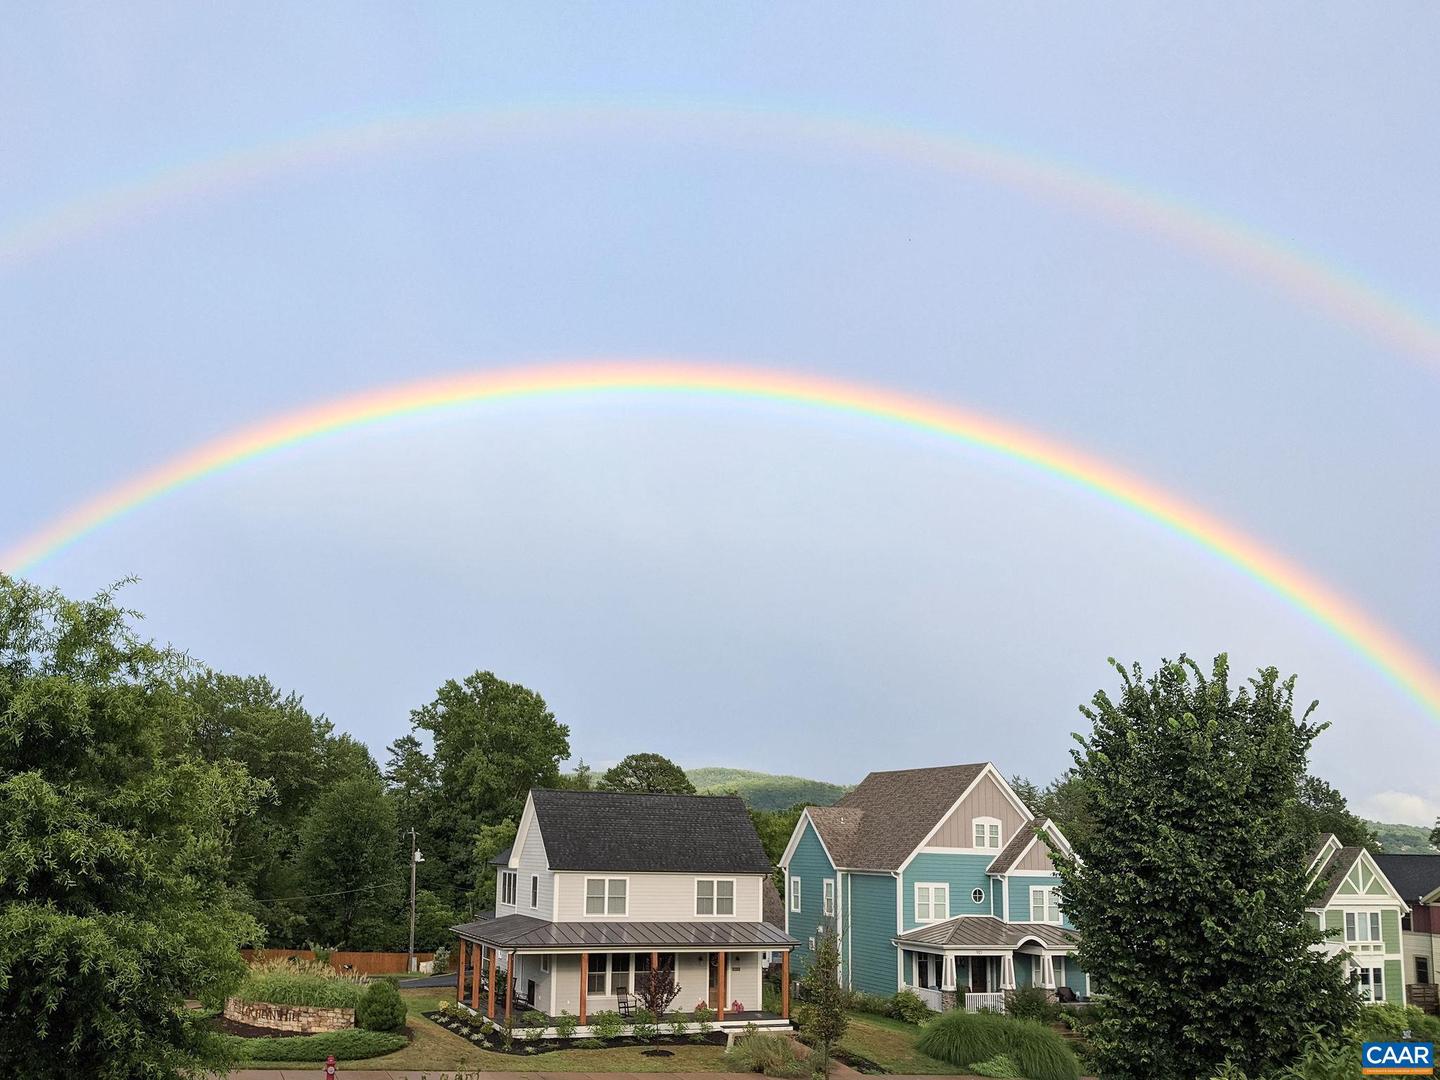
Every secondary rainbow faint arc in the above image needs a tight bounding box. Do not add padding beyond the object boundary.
[2,102,1439,369]
[5,359,1438,720]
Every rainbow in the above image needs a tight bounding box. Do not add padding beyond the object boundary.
[4,359,1438,721]
[2,101,1439,369]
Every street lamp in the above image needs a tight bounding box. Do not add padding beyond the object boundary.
[408,830,425,973]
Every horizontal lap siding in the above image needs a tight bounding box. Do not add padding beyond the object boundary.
[1007,873,1073,929]
[848,872,899,996]
[786,821,835,976]
[553,871,765,921]
[902,853,992,928]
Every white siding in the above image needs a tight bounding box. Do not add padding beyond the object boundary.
[555,872,766,922]
[516,820,555,917]
[547,949,765,1017]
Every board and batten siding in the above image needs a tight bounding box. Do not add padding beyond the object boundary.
[846,871,899,996]
[552,871,765,922]
[901,853,992,931]
[786,819,836,976]
[923,772,1028,850]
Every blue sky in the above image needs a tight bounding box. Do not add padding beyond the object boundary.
[4,4,1438,822]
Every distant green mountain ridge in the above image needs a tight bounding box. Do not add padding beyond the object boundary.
[687,767,851,810]
[1368,820,1438,854]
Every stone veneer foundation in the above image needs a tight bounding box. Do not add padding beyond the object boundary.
[224,996,356,1033]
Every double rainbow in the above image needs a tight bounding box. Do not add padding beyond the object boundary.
[5,360,1438,722]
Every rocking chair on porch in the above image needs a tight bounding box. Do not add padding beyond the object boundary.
[616,992,637,1018]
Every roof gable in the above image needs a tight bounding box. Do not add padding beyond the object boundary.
[529,788,771,874]
[1312,845,1409,910]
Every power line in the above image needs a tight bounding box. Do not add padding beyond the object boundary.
[250,880,402,905]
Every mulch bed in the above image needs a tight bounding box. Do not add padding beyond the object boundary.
[211,1015,309,1039]
[422,1011,727,1056]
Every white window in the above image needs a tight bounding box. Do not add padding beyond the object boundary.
[823,879,836,916]
[540,955,550,973]
[1344,911,1382,943]
[1030,886,1061,924]
[611,953,631,994]
[696,879,736,916]
[530,875,539,908]
[584,877,628,916]
[915,883,950,924]
[1356,965,1385,1002]
[790,877,802,913]
[971,888,985,905]
[973,817,1002,850]
[1030,955,1044,984]
[500,870,517,906]
[587,953,607,994]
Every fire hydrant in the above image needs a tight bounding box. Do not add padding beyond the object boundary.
[325,1053,337,1078]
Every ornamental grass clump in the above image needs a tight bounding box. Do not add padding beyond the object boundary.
[723,1029,807,1078]
[234,958,367,1009]
[916,1011,1080,1080]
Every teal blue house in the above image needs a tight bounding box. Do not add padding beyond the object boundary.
[780,763,1087,1011]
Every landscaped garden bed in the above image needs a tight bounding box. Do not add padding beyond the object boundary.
[423,1003,728,1056]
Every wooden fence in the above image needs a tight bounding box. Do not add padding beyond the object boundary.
[241,948,436,975]
[1408,983,1438,1015]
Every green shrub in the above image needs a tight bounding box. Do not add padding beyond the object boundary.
[693,1004,716,1041]
[554,1010,579,1040]
[631,1007,659,1042]
[519,1009,548,1040]
[590,1009,624,1042]
[971,1054,1023,1079]
[233,959,366,1009]
[723,1030,807,1077]
[847,991,893,1017]
[1006,987,1060,1024]
[669,1013,690,1038]
[1351,1002,1440,1044]
[889,989,933,1025]
[916,1010,1080,1080]
[225,1028,407,1063]
[356,979,407,1032]
[575,1036,604,1049]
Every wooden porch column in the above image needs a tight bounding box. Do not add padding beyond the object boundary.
[470,945,482,1011]
[650,950,659,995]
[579,952,588,1025]
[781,950,791,1019]
[505,950,516,1026]
[717,951,727,1021]
[487,946,498,1018]
[456,939,466,1004]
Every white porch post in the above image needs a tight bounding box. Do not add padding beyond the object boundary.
[941,954,956,992]
[1000,953,1016,990]
[1040,953,1056,990]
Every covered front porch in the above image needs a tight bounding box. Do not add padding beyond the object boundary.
[452,913,796,1034]
[894,916,1085,1014]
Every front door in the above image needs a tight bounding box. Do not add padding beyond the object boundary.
[972,958,988,992]
[707,953,719,1008]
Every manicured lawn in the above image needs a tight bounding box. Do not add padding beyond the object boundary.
[840,1010,967,1075]
[239,988,734,1072]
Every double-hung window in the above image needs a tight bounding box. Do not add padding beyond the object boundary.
[1030,886,1061,924]
[823,879,836,916]
[1356,965,1385,1002]
[530,875,539,908]
[500,870,517,906]
[973,817,1002,849]
[915,883,949,923]
[696,879,735,916]
[790,878,802,913]
[585,877,627,916]
[1345,911,1382,944]
[587,953,608,994]
[611,953,631,994]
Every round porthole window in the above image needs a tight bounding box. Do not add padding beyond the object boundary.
[971,888,985,904]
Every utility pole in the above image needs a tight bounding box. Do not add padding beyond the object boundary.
[407,828,424,973]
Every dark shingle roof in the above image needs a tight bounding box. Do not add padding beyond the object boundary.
[1375,854,1440,902]
[453,914,795,950]
[896,916,1076,951]
[490,846,513,866]
[808,764,989,870]
[762,878,785,929]
[1312,846,1365,905]
[530,788,771,874]
[987,818,1047,875]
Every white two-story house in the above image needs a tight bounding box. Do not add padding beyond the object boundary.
[451,788,796,1032]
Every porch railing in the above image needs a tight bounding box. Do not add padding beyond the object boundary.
[965,992,1006,1014]
[905,985,944,1012]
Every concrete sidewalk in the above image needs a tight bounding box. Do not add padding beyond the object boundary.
[228,1072,773,1079]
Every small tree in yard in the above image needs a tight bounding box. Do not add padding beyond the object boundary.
[636,966,683,1051]
[797,925,847,1077]
[1053,655,1356,1080]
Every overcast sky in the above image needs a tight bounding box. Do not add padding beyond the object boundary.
[4,4,1437,824]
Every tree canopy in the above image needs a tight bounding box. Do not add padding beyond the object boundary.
[599,752,696,794]
[1052,655,1355,1080]
[0,577,263,1079]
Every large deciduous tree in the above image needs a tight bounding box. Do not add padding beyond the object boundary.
[599,753,695,795]
[1053,655,1355,1080]
[0,577,264,1079]
[294,774,400,947]
[410,671,570,906]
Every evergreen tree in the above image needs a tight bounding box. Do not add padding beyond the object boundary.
[1053,655,1356,1080]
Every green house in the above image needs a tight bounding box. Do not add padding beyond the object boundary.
[779,762,1086,1012]
[1307,834,1410,1006]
